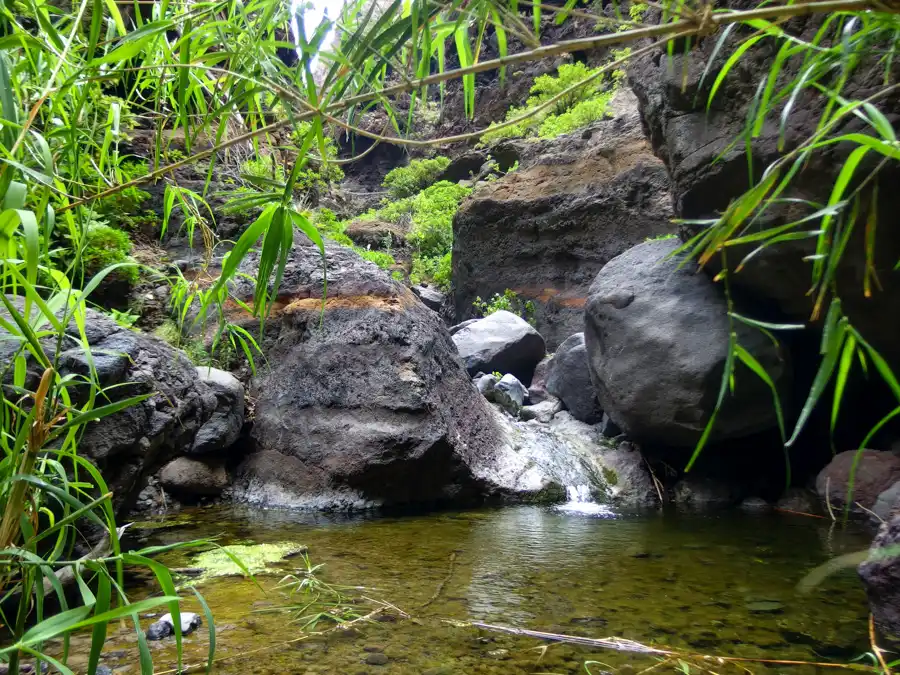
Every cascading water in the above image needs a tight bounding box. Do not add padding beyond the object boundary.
[556,484,615,517]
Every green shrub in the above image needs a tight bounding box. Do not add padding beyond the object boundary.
[382,156,451,198]
[356,248,396,269]
[410,251,452,291]
[481,62,614,143]
[538,93,614,138]
[81,222,138,284]
[473,289,536,325]
[313,208,353,245]
[405,181,471,257]
[241,154,286,182]
[154,320,212,365]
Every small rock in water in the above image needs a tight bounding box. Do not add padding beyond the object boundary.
[486,649,509,660]
[96,666,114,675]
[364,652,390,666]
[740,497,771,512]
[746,600,784,614]
[146,612,202,641]
[363,645,384,653]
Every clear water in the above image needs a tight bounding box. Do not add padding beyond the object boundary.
[62,505,874,674]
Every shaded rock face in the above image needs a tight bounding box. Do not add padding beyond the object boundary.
[411,284,445,313]
[191,367,245,455]
[159,457,228,497]
[673,477,741,510]
[452,90,675,348]
[584,239,791,447]
[0,303,227,512]
[628,11,900,365]
[859,513,900,639]
[545,333,602,424]
[229,239,557,508]
[815,450,900,512]
[451,311,546,385]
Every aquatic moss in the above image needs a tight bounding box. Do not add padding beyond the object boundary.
[602,466,619,487]
[188,542,306,581]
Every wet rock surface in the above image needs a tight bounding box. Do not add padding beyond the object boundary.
[146,612,203,641]
[859,512,900,638]
[229,239,567,508]
[159,457,229,497]
[0,300,232,513]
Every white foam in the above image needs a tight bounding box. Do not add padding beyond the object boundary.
[555,484,616,517]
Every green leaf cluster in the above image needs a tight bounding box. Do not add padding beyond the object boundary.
[481,62,613,143]
[473,289,536,325]
[382,156,451,198]
[80,222,138,285]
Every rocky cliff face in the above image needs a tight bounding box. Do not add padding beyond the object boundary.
[452,91,675,348]
[628,7,900,367]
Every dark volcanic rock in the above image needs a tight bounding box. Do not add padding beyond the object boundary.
[584,239,791,447]
[0,300,223,513]
[191,367,245,455]
[159,457,229,497]
[412,284,445,312]
[451,310,546,384]
[545,333,602,424]
[452,90,675,348]
[229,238,552,508]
[815,450,900,512]
[859,513,900,639]
[628,10,900,365]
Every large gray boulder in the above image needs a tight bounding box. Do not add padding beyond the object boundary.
[545,333,602,424]
[452,90,675,349]
[0,301,233,513]
[584,239,790,447]
[228,239,558,508]
[816,450,900,513]
[451,310,546,384]
[191,367,244,455]
[859,512,900,639]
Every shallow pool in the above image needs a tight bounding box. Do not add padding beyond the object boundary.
[65,505,875,674]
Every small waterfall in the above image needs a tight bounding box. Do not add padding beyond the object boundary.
[556,484,615,517]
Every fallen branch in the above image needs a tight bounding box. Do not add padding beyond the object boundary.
[469,622,877,671]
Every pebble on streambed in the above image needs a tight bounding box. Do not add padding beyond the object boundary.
[146,612,202,641]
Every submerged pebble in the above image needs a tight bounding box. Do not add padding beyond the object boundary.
[364,652,389,666]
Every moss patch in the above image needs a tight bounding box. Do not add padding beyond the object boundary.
[187,542,307,582]
[601,467,619,487]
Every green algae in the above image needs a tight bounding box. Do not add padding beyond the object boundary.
[186,542,307,582]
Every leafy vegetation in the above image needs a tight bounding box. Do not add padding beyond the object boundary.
[0,0,899,667]
[474,289,536,325]
[80,222,139,285]
[410,251,452,292]
[482,62,614,143]
[382,156,451,198]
